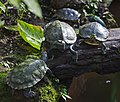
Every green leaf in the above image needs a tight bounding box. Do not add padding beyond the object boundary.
[8,0,21,8]
[62,95,67,101]
[0,1,6,12]
[0,20,4,27]
[22,0,42,18]
[18,20,45,50]
[4,25,18,31]
[61,92,72,100]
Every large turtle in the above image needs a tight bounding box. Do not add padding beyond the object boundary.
[79,22,109,45]
[43,20,78,61]
[6,59,51,98]
[44,20,77,50]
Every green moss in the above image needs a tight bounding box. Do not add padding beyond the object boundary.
[0,72,12,102]
[38,78,60,102]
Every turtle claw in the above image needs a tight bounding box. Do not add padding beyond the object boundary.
[24,89,36,98]
[101,42,109,54]
[70,45,79,62]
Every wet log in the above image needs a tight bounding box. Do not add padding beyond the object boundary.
[47,28,120,80]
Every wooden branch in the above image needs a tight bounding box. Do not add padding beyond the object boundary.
[47,28,120,80]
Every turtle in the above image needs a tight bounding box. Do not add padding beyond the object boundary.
[44,20,77,50]
[6,59,52,98]
[53,8,81,24]
[70,22,109,58]
[80,14,106,27]
[43,20,78,61]
[78,22,109,53]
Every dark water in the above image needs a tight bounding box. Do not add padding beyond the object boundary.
[67,72,120,102]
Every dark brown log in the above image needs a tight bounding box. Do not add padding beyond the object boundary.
[47,28,120,80]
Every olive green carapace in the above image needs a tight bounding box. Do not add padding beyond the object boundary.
[6,59,49,90]
[44,20,77,45]
[79,22,109,45]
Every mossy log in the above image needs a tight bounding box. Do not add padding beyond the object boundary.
[47,28,120,81]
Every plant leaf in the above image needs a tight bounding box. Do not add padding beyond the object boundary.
[18,20,45,50]
[8,0,21,8]
[62,95,67,101]
[0,1,6,12]
[61,92,72,100]
[4,25,18,31]
[22,0,42,18]
[0,20,4,27]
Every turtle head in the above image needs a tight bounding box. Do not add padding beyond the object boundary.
[84,34,100,46]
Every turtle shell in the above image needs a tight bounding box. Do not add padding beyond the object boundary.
[44,20,77,44]
[79,22,109,41]
[80,14,106,27]
[55,8,81,21]
[6,59,49,90]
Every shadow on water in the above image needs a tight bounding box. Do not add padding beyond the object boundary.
[67,72,120,102]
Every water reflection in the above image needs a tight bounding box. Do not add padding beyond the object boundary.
[67,72,120,102]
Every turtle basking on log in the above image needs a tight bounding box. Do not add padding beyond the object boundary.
[79,22,109,45]
[44,20,77,50]
[69,22,109,61]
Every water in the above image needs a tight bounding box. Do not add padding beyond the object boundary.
[67,72,120,102]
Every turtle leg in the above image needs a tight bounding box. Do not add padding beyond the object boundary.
[70,45,79,62]
[41,51,48,62]
[46,67,55,77]
[102,41,120,54]
[23,88,36,98]
[40,42,48,62]
[58,40,66,50]
[101,42,109,54]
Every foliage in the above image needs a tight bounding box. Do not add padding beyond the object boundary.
[0,1,6,13]
[58,85,72,101]
[38,77,71,102]
[83,0,101,14]
[8,0,42,18]
[18,20,45,50]
[81,0,117,28]
[8,0,21,8]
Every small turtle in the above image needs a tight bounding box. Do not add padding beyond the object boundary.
[70,22,109,60]
[79,22,109,45]
[54,8,81,23]
[6,59,51,98]
[80,14,106,27]
[43,20,78,61]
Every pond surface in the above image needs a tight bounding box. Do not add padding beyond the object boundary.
[67,72,120,102]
